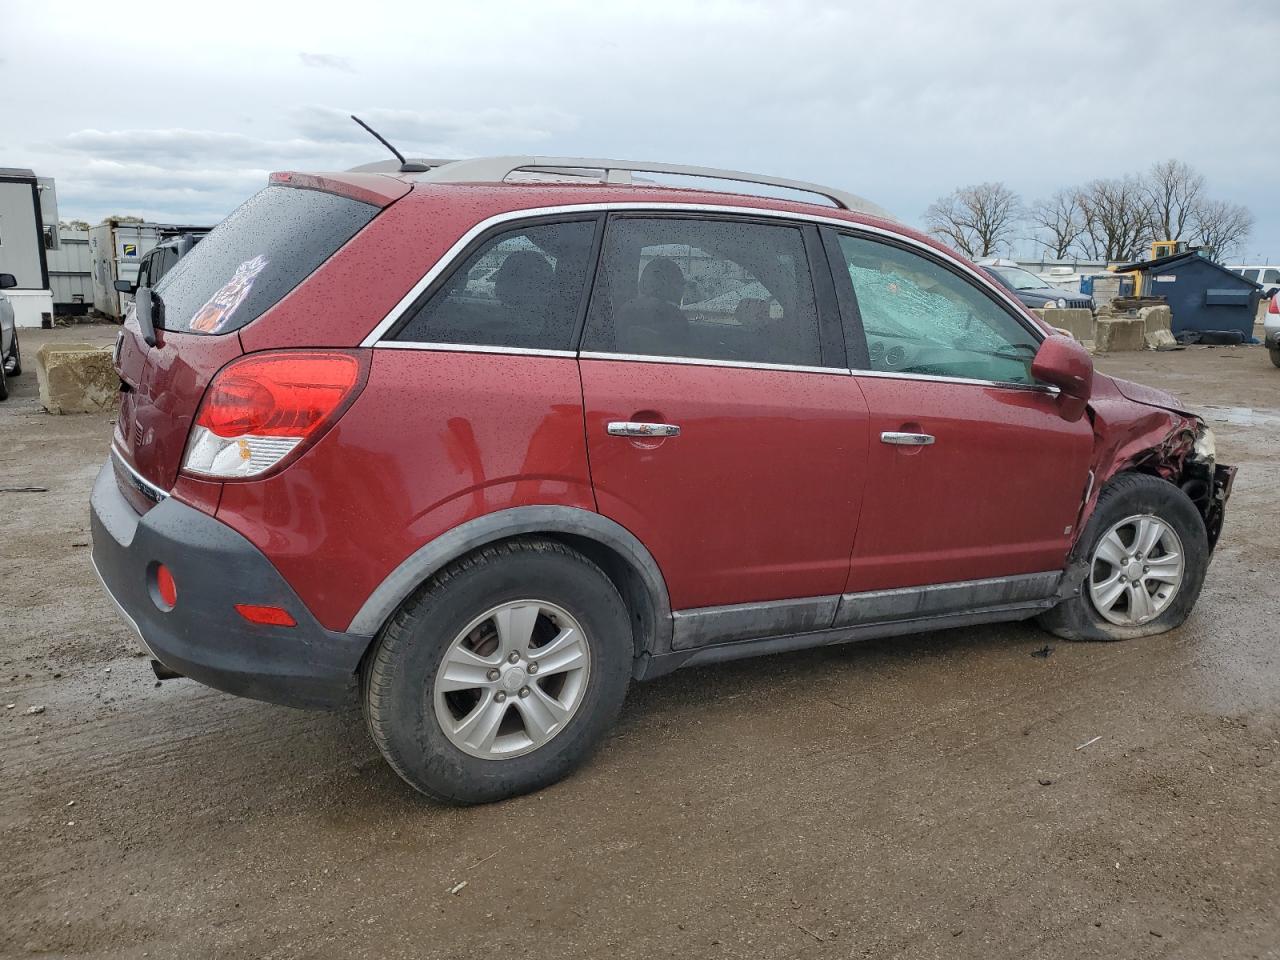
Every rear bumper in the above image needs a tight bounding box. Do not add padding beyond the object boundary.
[89,461,372,709]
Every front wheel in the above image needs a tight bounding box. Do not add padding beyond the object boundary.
[363,538,632,804]
[1039,473,1209,641]
[7,329,19,377]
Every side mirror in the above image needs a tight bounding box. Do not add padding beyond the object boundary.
[134,287,160,347]
[0,273,16,290]
[113,279,137,294]
[1031,335,1093,421]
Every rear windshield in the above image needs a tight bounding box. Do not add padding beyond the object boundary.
[154,185,377,334]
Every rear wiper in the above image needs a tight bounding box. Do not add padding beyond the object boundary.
[134,287,164,347]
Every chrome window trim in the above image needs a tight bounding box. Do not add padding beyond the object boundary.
[579,351,846,376]
[373,341,577,359]
[854,369,1059,395]
[110,444,169,503]
[360,201,1046,349]
[374,342,1056,392]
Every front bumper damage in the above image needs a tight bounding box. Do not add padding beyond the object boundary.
[1181,458,1236,553]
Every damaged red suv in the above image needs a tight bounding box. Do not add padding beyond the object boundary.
[92,157,1235,803]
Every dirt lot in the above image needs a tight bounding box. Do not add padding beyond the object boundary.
[2,326,1277,960]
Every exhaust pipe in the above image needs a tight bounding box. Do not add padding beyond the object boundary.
[150,659,183,681]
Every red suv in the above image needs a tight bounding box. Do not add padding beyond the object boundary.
[92,157,1235,803]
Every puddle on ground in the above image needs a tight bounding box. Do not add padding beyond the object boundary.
[1198,405,1280,428]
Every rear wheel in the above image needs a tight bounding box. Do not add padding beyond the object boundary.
[1039,473,1209,641]
[363,538,632,804]
[1269,347,1280,369]
[7,330,19,376]
[0,355,8,400]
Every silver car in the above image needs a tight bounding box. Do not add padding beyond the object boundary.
[1264,292,1280,369]
[0,272,22,401]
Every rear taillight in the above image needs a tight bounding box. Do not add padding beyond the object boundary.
[182,350,368,479]
[1269,295,1278,315]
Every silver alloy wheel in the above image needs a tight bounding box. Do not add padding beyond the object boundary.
[1087,514,1185,626]
[433,599,591,760]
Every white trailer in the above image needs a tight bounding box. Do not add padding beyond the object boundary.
[0,168,58,328]
[89,220,208,319]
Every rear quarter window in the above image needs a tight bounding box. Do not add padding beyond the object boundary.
[155,185,377,335]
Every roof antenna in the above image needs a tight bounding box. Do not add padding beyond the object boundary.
[349,114,430,173]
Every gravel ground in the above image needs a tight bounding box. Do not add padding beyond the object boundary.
[2,325,1277,960]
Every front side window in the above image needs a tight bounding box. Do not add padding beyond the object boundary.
[393,219,597,351]
[582,217,824,367]
[837,235,1041,384]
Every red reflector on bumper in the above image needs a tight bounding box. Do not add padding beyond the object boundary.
[234,604,297,627]
[155,564,177,609]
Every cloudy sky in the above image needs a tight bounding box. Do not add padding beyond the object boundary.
[4,0,1279,259]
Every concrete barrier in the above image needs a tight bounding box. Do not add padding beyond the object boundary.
[1094,317,1146,353]
[36,342,119,414]
[1037,307,1095,343]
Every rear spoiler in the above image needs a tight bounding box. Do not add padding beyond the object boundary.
[269,171,411,208]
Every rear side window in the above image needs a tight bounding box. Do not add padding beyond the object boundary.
[393,219,597,351]
[582,217,823,367]
[155,186,377,335]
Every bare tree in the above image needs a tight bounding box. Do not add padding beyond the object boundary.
[1191,199,1254,260]
[1028,189,1086,260]
[1076,177,1153,261]
[924,182,1022,258]
[59,218,91,231]
[1144,159,1205,241]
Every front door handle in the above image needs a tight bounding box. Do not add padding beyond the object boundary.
[881,431,934,446]
[608,421,681,438]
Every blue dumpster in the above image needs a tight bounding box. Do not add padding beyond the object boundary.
[1113,251,1261,338]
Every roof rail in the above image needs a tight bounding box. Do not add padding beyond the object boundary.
[410,156,894,220]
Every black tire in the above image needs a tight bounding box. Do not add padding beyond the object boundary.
[1269,347,1280,369]
[364,538,632,804]
[1038,472,1209,642]
[0,355,8,401]
[8,330,19,377]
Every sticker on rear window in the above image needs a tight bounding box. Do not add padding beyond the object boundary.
[189,255,270,333]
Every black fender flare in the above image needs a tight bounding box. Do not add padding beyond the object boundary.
[347,506,673,658]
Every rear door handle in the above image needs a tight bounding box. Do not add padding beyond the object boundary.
[608,421,681,438]
[880,431,934,446]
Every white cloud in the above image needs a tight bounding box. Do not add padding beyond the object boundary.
[299,52,354,72]
[1,0,1276,257]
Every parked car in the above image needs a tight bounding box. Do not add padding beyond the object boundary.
[112,233,206,301]
[1232,265,1280,299]
[0,272,22,401]
[91,158,1235,803]
[1265,293,1280,368]
[979,262,1094,311]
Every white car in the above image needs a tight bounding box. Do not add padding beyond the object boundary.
[0,272,23,401]
[1264,292,1280,369]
